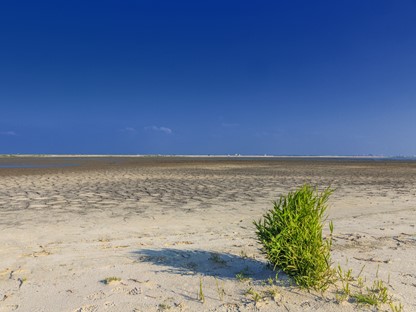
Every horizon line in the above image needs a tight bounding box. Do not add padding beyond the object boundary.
[1,153,415,159]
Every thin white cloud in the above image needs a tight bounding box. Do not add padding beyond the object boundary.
[145,125,172,135]
[120,127,136,133]
[0,131,17,136]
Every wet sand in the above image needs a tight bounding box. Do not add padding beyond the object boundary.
[0,157,415,311]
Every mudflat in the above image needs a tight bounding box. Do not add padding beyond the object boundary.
[0,157,415,311]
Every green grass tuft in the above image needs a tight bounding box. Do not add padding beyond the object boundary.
[197,277,205,303]
[352,279,389,307]
[102,276,121,284]
[244,287,262,302]
[353,293,378,305]
[254,185,334,290]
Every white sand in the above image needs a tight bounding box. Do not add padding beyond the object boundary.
[0,158,415,311]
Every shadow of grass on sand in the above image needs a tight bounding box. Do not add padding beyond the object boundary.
[132,248,284,281]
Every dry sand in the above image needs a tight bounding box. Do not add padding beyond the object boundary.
[0,157,415,311]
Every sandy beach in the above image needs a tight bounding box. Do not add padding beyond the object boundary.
[0,157,415,311]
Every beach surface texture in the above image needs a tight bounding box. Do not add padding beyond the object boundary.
[0,156,415,311]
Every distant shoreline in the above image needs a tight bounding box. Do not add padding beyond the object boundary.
[0,154,391,158]
[1,154,416,160]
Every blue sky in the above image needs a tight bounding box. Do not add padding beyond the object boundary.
[1,1,415,155]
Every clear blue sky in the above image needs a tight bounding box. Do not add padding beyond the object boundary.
[1,1,415,155]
